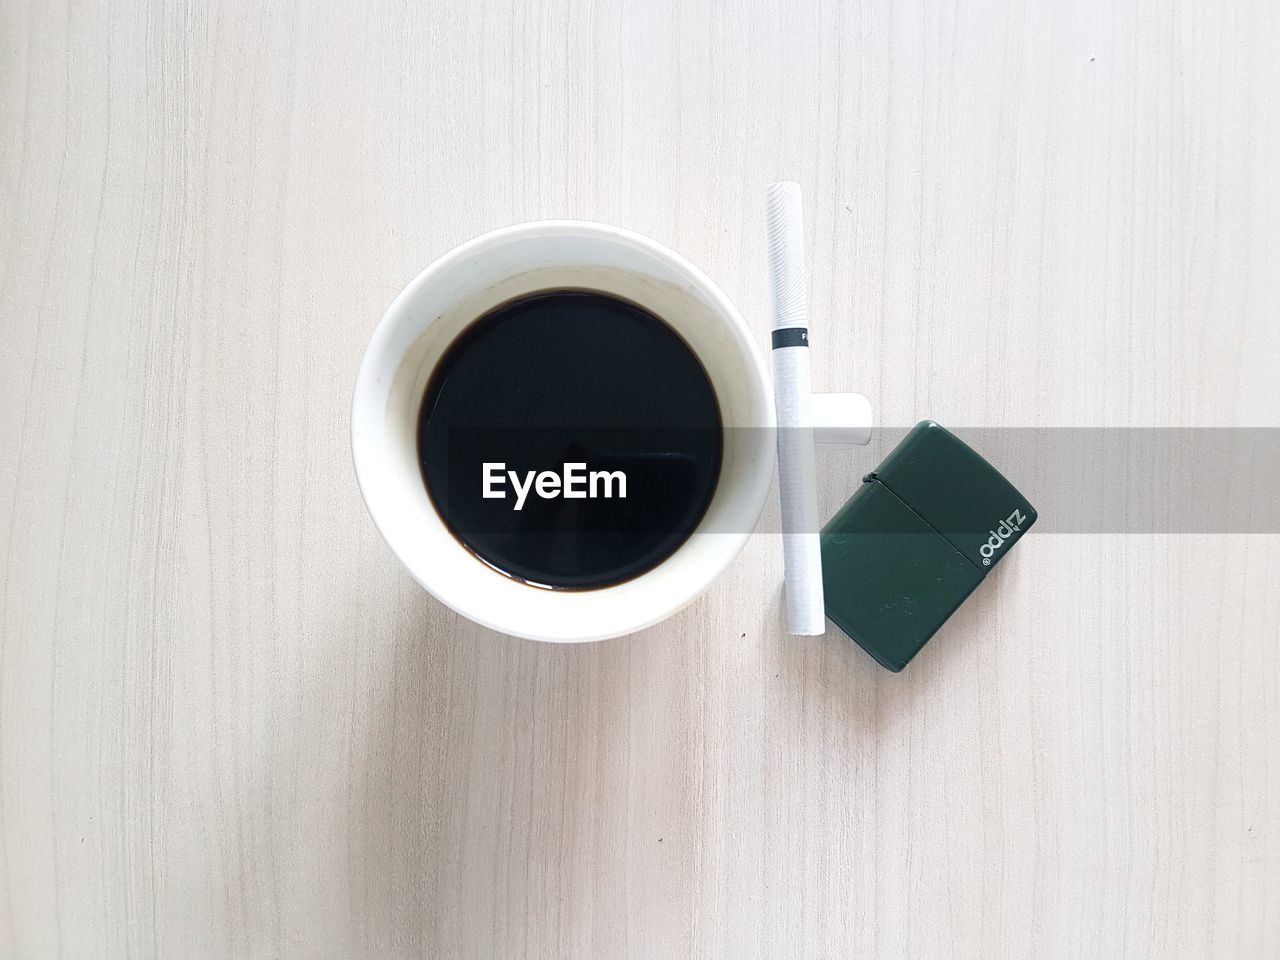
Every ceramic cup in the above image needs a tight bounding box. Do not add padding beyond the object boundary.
[353,221,867,642]
[350,221,870,642]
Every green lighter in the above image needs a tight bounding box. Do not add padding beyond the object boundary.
[820,421,1038,671]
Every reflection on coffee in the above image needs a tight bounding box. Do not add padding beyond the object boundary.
[417,290,722,589]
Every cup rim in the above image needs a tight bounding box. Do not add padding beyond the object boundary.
[352,220,775,641]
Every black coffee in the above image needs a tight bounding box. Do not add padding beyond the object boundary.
[417,290,723,589]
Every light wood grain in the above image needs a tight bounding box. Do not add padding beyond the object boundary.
[3,0,1279,957]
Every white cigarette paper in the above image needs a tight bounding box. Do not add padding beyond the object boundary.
[765,181,825,636]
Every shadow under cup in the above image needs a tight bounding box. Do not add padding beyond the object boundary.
[352,222,775,642]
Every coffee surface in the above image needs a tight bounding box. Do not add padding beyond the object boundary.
[417,290,722,589]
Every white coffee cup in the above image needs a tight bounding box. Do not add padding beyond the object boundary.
[352,221,868,642]
[350,221,773,642]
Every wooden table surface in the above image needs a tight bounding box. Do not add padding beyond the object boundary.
[3,0,1278,957]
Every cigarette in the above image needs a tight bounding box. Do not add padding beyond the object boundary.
[764,182,825,636]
